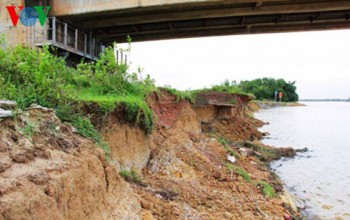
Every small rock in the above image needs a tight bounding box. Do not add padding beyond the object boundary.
[254,151,262,157]
[213,170,221,179]
[209,138,217,142]
[141,200,151,209]
[224,212,234,218]
[0,108,13,118]
[0,140,8,152]
[0,100,17,110]
[10,151,35,163]
[296,147,309,153]
[262,132,270,136]
[142,210,155,220]
[33,149,51,159]
[283,214,291,220]
[227,155,236,163]
[27,104,54,113]
[0,157,12,173]
[239,147,254,157]
[27,172,50,185]
[280,191,298,214]
[221,120,228,125]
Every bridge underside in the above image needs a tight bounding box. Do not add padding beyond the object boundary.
[56,0,350,44]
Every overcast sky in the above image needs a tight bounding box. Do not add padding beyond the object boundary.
[122,29,350,99]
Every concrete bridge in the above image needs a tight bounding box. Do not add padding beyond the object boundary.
[2,0,350,62]
[50,0,350,44]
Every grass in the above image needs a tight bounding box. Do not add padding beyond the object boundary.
[0,42,156,159]
[244,141,279,161]
[162,81,254,105]
[70,88,154,133]
[225,163,251,182]
[256,181,275,198]
[235,166,251,182]
[119,169,142,183]
[72,116,110,160]
[217,136,239,158]
[161,86,196,103]
[19,120,36,137]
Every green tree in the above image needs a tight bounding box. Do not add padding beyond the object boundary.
[238,78,298,102]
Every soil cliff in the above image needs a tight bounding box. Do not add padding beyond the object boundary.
[0,91,296,220]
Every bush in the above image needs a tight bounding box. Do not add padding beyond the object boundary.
[0,41,156,158]
[239,78,299,102]
[0,45,69,109]
[161,80,253,104]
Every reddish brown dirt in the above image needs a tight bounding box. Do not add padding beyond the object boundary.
[132,91,290,219]
[0,109,142,219]
[0,91,294,219]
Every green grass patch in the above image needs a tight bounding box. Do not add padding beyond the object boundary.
[70,88,153,133]
[119,169,142,183]
[234,166,251,182]
[161,80,254,105]
[225,163,251,182]
[217,136,238,157]
[256,181,275,198]
[0,42,155,159]
[161,86,196,103]
[18,119,36,137]
[226,163,234,172]
[72,116,110,159]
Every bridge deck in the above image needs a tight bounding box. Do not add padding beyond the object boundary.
[51,0,350,44]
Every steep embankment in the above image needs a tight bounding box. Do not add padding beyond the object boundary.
[0,91,297,219]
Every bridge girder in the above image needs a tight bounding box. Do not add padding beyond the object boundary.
[52,0,350,44]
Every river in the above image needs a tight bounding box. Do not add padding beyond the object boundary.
[255,102,350,220]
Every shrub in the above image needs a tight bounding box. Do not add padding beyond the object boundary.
[0,40,156,158]
[239,78,299,102]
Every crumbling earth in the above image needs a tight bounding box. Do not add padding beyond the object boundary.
[0,91,298,219]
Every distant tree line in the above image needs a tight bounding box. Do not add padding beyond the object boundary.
[238,78,299,102]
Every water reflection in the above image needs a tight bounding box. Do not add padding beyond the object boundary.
[255,102,350,219]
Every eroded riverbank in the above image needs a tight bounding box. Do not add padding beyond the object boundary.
[0,92,305,219]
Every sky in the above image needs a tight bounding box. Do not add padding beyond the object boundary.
[121,29,350,99]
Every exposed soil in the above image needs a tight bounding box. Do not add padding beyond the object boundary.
[0,91,298,219]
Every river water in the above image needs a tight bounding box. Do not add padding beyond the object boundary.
[255,102,350,220]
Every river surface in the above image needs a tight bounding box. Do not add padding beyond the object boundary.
[255,102,350,220]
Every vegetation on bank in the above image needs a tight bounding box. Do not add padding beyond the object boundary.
[0,38,156,157]
[0,38,285,201]
[119,169,142,184]
[0,34,300,160]
[239,78,299,102]
[162,80,254,103]
[256,180,276,198]
[163,78,299,103]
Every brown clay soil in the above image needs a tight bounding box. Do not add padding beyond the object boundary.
[0,91,297,220]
